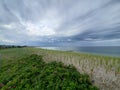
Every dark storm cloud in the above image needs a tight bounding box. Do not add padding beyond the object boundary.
[0,0,120,46]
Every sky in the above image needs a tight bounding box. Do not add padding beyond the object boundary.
[0,0,120,46]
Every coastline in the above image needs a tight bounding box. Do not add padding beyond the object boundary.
[35,46,120,58]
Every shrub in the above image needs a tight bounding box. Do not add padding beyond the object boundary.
[0,54,99,90]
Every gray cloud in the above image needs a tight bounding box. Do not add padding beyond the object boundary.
[0,0,120,46]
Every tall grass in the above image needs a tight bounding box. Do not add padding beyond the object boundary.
[35,48,120,90]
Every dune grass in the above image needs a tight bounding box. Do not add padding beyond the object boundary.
[0,47,120,90]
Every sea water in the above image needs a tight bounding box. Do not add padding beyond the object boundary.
[38,46,120,57]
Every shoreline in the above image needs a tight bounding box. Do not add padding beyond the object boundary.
[35,46,120,58]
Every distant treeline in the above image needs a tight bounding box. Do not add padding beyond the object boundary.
[0,45,27,49]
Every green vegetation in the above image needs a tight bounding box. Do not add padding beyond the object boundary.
[0,47,120,90]
[0,45,27,50]
[0,54,98,90]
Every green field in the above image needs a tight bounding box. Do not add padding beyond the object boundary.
[0,47,120,90]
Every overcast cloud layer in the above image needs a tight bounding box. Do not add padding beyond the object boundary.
[0,0,120,46]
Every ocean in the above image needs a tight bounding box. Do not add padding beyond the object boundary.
[38,46,120,57]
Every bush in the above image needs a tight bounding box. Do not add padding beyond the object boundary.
[0,54,99,90]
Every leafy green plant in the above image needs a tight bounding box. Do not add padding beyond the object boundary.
[0,54,98,90]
